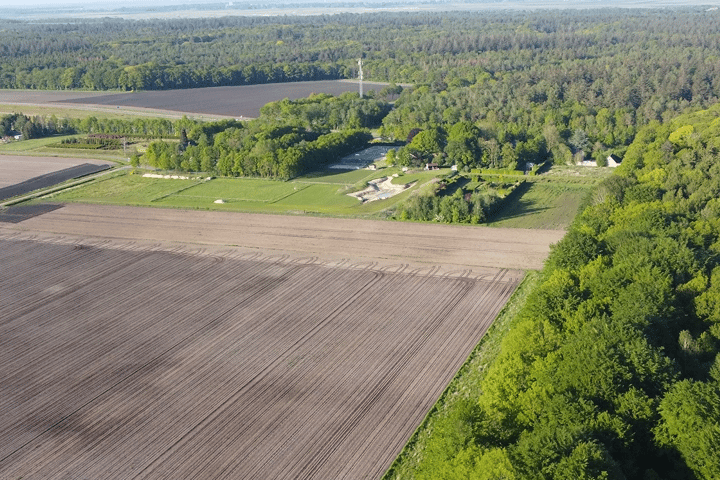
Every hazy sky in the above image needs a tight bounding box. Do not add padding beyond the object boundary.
[1,0,716,11]
[0,0,199,7]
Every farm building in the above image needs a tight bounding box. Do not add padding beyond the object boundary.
[606,154,622,167]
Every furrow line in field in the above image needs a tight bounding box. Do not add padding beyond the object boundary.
[287,274,475,479]
[1,255,314,472]
[128,266,381,479]
[0,251,306,466]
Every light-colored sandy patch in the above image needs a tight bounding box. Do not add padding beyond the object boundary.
[348,175,415,203]
[142,173,210,180]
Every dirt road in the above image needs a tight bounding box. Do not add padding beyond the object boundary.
[1,203,564,271]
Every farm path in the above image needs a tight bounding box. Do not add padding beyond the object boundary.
[2,203,565,271]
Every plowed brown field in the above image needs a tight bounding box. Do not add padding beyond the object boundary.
[0,235,521,479]
[3,203,563,270]
[0,81,389,119]
[0,204,561,479]
[0,156,113,188]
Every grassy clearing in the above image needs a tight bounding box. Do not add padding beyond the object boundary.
[488,182,588,230]
[383,271,541,480]
[487,165,612,230]
[42,167,430,217]
[272,183,361,212]
[298,168,378,185]
[46,172,202,204]
[170,177,303,203]
[33,164,611,224]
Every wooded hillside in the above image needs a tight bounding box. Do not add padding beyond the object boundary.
[388,102,720,480]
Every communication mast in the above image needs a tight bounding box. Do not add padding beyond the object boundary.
[358,58,364,98]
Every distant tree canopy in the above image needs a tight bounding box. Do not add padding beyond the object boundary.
[0,112,185,139]
[4,9,720,172]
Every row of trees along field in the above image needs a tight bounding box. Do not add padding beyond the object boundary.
[140,93,384,179]
[0,112,183,139]
[388,104,720,480]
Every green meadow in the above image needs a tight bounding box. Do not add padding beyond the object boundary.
[45,167,440,217]
[41,164,609,225]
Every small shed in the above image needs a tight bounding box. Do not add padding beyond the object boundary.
[607,154,622,168]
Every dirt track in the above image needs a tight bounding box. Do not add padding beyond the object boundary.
[1,203,564,271]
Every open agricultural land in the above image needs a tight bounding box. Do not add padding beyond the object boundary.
[0,80,387,120]
[486,165,611,230]
[36,164,604,230]
[3,6,720,478]
[0,203,537,478]
[0,90,206,122]
[41,167,445,217]
[0,203,563,270]
[0,155,114,190]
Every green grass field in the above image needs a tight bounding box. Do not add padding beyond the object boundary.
[43,164,448,216]
[487,165,611,230]
[39,164,611,226]
[271,183,360,212]
[171,177,305,203]
[297,168,378,185]
[47,168,418,216]
[47,173,203,204]
[487,182,588,230]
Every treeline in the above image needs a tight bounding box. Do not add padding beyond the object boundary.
[5,9,720,173]
[390,103,720,479]
[2,9,719,117]
[144,123,370,180]
[384,120,548,171]
[1,112,74,139]
[0,112,188,139]
[395,175,523,224]
[259,91,393,131]
[56,135,124,150]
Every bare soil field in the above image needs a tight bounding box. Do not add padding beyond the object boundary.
[1,203,564,270]
[0,80,388,119]
[0,229,522,479]
[0,203,562,478]
[0,163,112,202]
[0,155,114,189]
[0,89,116,104]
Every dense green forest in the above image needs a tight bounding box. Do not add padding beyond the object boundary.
[5,8,720,179]
[139,92,384,178]
[388,104,720,479]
